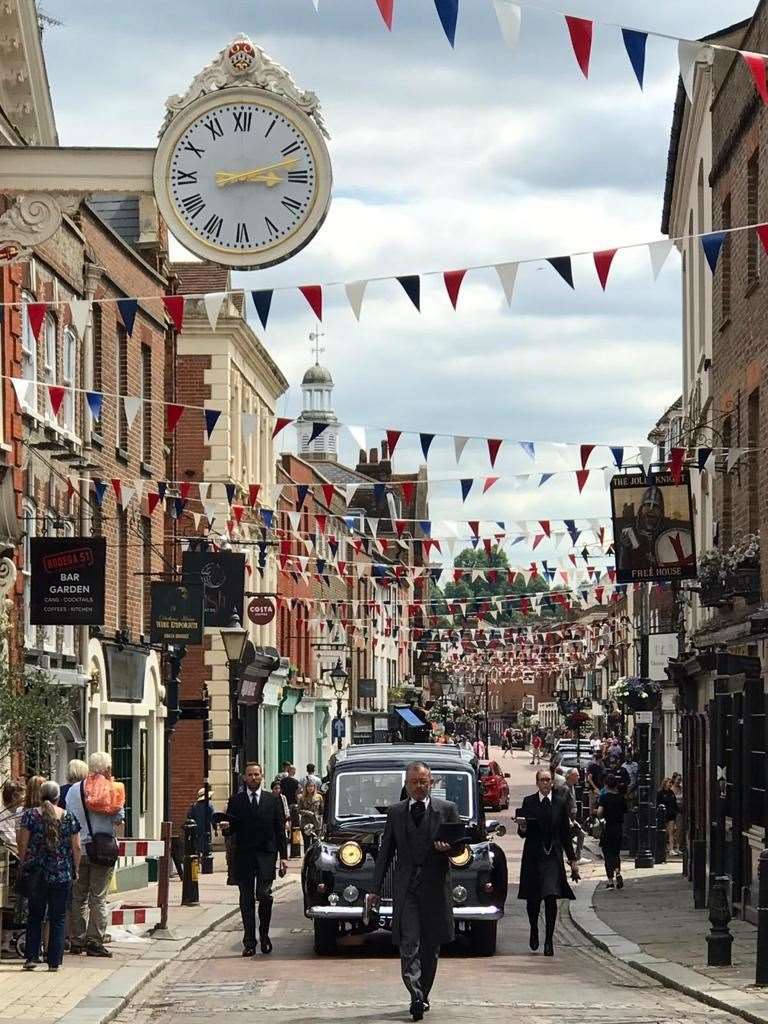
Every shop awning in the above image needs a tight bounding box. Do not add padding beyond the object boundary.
[396,707,424,727]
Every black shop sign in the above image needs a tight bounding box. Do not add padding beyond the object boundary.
[150,582,204,645]
[30,537,106,625]
[181,551,245,627]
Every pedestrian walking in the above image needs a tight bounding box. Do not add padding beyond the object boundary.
[221,762,287,956]
[368,761,461,1021]
[66,751,125,957]
[186,787,217,861]
[279,764,300,806]
[58,760,88,810]
[597,774,627,889]
[530,732,543,765]
[657,778,680,856]
[296,781,324,853]
[472,737,486,759]
[24,775,45,811]
[270,779,291,833]
[564,768,589,863]
[300,763,323,790]
[516,768,579,956]
[17,780,81,971]
[0,779,25,856]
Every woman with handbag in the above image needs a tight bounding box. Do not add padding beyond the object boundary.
[17,780,81,971]
[597,775,627,890]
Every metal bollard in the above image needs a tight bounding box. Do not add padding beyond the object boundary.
[756,849,768,984]
[181,818,200,907]
[706,875,733,967]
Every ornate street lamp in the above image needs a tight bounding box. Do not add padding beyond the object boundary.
[220,612,249,792]
[323,658,349,751]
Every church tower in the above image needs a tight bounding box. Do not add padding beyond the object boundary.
[296,329,339,461]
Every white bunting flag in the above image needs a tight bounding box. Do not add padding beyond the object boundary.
[204,292,227,331]
[603,465,616,490]
[386,492,398,522]
[11,377,33,411]
[727,448,747,473]
[203,501,217,524]
[492,0,522,51]
[273,484,284,504]
[639,446,654,475]
[495,261,519,305]
[242,413,257,436]
[288,511,301,532]
[345,280,368,321]
[345,483,359,507]
[454,436,469,464]
[68,299,91,337]
[704,449,717,474]
[119,485,136,509]
[678,40,712,100]
[134,479,145,503]
[368,517,379,537]
[192,512,202,530]
[123,396,141,430]
[199,482,210,501]
[648,239,674,280]
[347,425,366,452]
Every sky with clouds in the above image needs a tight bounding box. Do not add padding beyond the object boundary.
[40,0,755,568]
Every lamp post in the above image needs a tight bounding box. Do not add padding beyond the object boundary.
[163,642,186,823]
[324,658,349,751]
[220,612,248,795]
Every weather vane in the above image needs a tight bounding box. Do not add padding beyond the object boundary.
[309,324,326,365]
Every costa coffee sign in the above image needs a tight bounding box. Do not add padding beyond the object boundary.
[30,537,107,625]
[247,596,275,625]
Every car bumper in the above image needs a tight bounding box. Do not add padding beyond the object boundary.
[306,903,504,922]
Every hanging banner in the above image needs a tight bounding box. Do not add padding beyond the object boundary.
[181,551,246,627]
[610,471,696,584]
[30,537,106,625]
[150,582,204,645]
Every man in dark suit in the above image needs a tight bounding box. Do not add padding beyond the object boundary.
[221,762,288,955]
[368,761,460,1021]
[517,768,579,957]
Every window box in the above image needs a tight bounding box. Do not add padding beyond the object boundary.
[724,565,761,602]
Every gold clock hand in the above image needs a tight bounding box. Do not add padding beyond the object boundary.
[215,157,299,186]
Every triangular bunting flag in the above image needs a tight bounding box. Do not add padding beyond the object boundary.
[251,290,273,330]
[162,294,185,333]
[419,433,435,460]
[48,385,65,417]
[157,482,167,501]
[167,404,184,432]
[678,40,711,101]
[249,484,261,507]
[397,275,421,311]
[433,0,459,47]
[701,232,727,274]
[93,480,108,507]
[443,269,467,309]
[69,299,91,337]
[261,508,274,529]
[610,445,624,469]
[386,429,402,458]
[547,256,574,289]
[648,239,673,280]
[519,441,535,460]
[321,484,335,506]
[757,224,768,256]
[669,446,686,483]
[123,396,141,430]
[454,435,469,463]
[345,280,368,321]
[575,469,590,493]
[487,438,503,467]
[580,444,595,468]
[495,261,519,306]
[296,485,310,511]
[727,448,747,473]
[86,391,103,421]
[225,483,236,506]
[401,481,415,506]
[27,303,47,341]
[483,476,499,494]
[204,292,226,330]
[493,0,521,51]
[204,409,221,438]
[593,249,617,290]
[460,479,473,502]
[347,425,366,452]
[565,15,592,78]
[309,421,330,443]
[375,0,394,29]
[11,377,33,410]
[539,473,554,487]
[117,298,138,336]
[697,447,712,473]
[299,285,322,320]
[120,485,136,509]
[639,446,654,476]
[622,28,647,88]
[272,417,293,439]
[111,479,122,505]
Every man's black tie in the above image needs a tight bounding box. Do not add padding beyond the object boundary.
[411,800,426,826]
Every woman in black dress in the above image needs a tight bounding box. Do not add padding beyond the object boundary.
[516,769,579,956]
[597,775,627,890]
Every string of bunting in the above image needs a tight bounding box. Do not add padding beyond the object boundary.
[6,219,765,327]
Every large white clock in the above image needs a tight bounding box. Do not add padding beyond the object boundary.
[153,86,332,269]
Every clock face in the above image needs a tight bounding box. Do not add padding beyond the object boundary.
[154,89,331,268]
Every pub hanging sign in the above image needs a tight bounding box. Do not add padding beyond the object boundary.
[150,582,204,645]
[30,537,106,625]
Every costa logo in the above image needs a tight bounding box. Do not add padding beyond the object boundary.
[247,596,275,625]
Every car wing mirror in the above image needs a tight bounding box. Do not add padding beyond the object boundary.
[486,820,507,837]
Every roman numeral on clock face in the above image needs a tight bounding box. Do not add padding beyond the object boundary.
[281,141,301,157]
[203,214,223,239]
[175,170,198,185]
[181,193,206,218]
[264,216,279,238]
[182,140,205,159]
[281,196,303,213]
[236,222,250,244]
[233,110,252,133]
[287,170,309,183]
[205,117,224,140]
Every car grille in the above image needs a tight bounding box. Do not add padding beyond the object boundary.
[380,854,397,900]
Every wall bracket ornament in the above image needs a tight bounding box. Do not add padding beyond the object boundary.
[161,34,330,139]
[0,192,81,263]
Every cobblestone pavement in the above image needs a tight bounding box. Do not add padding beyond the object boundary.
[111,751,749,1024]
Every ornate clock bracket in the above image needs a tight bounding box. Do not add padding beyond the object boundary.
[0,192,83,262]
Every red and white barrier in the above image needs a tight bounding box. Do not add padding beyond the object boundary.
[109,906,161,927]
[117,840,165,858]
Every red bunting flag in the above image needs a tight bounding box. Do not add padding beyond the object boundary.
[487,438,503,467]
[272,417,293,439]
[742,52,768,104]
[539,520,551,537]
[376,0,394,29]
[232,505,245,524]
[27,302,47,341]
[321,483,334,506]
[148,492,161,516]
[386,429,402,458]
[166,404,184,432]
[669,446,686,483]
[576,469,590,493]
[565,15,593,78]
[179,481,191,500]
[66,477,76,499]
[520,597,530,616]
[443,269,467,309]
[394,520,406,538]
[757,224,768,255]
[248,484,261,506]
[299,285,323,320]
[595,586,604,604]
[162,294,185,332]
[468,520,480,537]
[483,476,500,494]
[48,385,65,417]
[401,480,415,505]
[593,249,617,290]
[111,479,122,504]
[580,444,595,468]
[453,569,464,583]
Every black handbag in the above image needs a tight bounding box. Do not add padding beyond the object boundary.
[80,782,120,867]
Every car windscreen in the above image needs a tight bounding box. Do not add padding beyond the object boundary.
[334,768,475,819]
[478,765,490,777]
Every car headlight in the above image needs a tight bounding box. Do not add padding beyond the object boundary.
[342,884,359,903]
[452,885,468,904]
[338,841,364,868]
[449,845,473,868]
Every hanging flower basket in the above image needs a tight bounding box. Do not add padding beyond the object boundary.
[564,710,590,730]
[620,677,661,712]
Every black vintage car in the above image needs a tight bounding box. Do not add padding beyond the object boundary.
[302,743,508,956]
